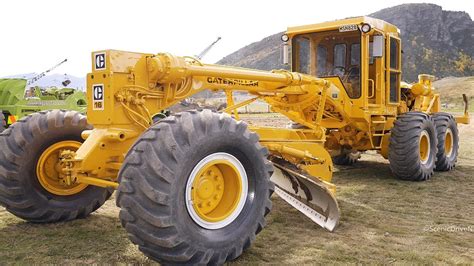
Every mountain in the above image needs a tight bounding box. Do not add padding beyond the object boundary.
[371,4,474,81]
[218,4,474,82]
[218,33,286,72]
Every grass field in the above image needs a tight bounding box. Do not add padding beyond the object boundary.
[0,115,473,264]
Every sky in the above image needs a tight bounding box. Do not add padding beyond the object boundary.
[0,0,472,77]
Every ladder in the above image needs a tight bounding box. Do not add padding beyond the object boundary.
[368,116,387,149]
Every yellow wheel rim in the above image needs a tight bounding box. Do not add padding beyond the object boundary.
[36,140,87,196]
[445,128,453,157]
[419,130,430,164]
[186,152,248,229]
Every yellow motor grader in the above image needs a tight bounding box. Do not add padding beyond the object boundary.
[0,16,469,264]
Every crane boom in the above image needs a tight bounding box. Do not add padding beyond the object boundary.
[26,58,68,86]
[195,37,221,60]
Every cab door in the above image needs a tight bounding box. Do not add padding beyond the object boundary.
[366,32,386,107]
[387,36,401,107]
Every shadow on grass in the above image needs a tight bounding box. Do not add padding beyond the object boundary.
[334,157,394,182]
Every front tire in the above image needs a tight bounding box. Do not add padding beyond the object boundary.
[116,110,274,264]
[433,113,459,171]
[388,112,437,181]
[0,110,113,222]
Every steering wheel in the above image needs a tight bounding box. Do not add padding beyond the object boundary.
[343,66,360,83]
[333,66,346,78]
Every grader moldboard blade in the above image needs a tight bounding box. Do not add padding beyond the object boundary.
[270,162,340,231]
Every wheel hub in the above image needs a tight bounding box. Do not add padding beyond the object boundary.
[445,128,453,157]
[36,141,87,196]
[186,152,248,229]
[419,130,430,164]
[193,165,225,214]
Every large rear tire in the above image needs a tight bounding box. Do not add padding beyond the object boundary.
[0,110,113,222]
[116,109,274,264]
[388,112,437,181]
[433,113,459,171]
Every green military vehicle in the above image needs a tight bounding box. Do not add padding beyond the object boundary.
[0,78,87,132]
[0,59,87,132]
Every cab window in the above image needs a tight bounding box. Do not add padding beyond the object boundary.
[351,43,360,65]
[294,36,310,74]
[334,44,346,68]
[292,29,362,99]
[389,38,401,102]
[390,38,399,69]
[317,45,328,76]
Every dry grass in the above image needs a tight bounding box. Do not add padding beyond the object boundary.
[0,116,473,264]
[434,76,474,110]
[435,76,474,99]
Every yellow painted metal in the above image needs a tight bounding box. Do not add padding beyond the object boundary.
[250,126,324,142]
[455,94,470,124]
[265,143,323,163]
[285,15,467,155]
[191,160,242,222]
[76,175,119,189]
[419,131,430,163]
[55,15,466,214]
[262,141,333,184]
[225,91,239,120]
[36,141,88,195]
[380,133,391,159]
[445,129,453,157]
[456,115,470,124]
[66,49,336,187]
[223,96,260,115]
[286,16,400,39]
[73,127,138,177]
[411,75,434,96]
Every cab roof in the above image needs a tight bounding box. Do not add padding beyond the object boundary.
[287,16,400,37]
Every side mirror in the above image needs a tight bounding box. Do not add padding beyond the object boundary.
[373,35,384,58]
[282,43,289,65]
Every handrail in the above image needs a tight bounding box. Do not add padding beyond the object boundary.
[368,79,375,98]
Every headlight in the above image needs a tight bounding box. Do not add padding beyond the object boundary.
[281,34,289,42]
[361,23,372,33]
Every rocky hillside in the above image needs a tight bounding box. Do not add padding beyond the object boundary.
[218,4,474,82]
[218,32,286,71]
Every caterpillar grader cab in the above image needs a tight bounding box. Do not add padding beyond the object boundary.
[0,16,469,264]
[285,18,469,167]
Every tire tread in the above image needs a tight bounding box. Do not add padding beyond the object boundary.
[116,109,273,264]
